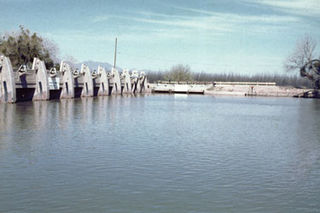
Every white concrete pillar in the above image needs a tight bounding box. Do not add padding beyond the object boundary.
[131,70,140,94]
[60,61,75,99]
[0,55,16,103]
[121,69,132,94]
[111,67,121,95]
[32,58,49,101]
[97,66,109,96]
[80,64,94,97]
[139,72,150,93]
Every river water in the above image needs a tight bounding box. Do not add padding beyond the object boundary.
[0,95,320,213]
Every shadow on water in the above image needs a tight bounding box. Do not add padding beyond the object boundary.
[293,99,320,181]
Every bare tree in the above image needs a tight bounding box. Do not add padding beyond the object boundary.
[285,35,317,72]
[164,64,193,81]
[42,37,60,64]
[63,55,78,70]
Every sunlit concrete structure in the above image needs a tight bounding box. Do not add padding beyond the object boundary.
[121,69,132,94]
[0,55,16,103]
[80,64,94,97]
[138,71,149,93]
[149,81,212,94]
[59,61,75,99]
[0,56,150,103]
[32,58,50,101]
[131,70,140,93]
[110,68,121,95]
[97,66,109,96]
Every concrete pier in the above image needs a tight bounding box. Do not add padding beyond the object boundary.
[110,68,121,95]
[81,64,94,97]
[138,72,149,93]
[0,55,16,103]
[121,69,132,94]
[97,66,109,96]
[0,56,150,103]
[60,61,75,99]
[32,58,50,101]
[131,70,140,93]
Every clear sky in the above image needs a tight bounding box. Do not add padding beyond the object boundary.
[1,0,319,74]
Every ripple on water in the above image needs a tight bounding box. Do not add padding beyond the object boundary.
[0,95,320,213]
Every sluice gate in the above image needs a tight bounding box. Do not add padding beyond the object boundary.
[0,55,149,103]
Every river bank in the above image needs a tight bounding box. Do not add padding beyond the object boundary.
[149,82,309,97]
[204,84,309,97]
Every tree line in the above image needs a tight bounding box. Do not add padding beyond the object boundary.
[146,68,312,88]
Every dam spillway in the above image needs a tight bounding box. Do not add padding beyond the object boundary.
[0,55,149,103]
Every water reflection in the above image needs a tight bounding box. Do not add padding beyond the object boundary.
[58,99,74,129]
[0,96,320,213]
[293,99,320,183]
[174,94,188,99]
[0,103,16,151]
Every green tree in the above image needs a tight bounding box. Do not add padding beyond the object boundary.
[0,26,58,69]
[164,64,193,81]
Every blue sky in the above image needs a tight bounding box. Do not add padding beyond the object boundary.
[1,0,320,74]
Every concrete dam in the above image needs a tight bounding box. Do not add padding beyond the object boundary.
[0,55,149,103]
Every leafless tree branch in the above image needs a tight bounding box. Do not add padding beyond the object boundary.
[284,35,317,72]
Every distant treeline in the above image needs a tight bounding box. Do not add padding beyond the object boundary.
[146,71,313,88]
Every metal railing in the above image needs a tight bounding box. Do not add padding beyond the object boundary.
[214,82,276,86]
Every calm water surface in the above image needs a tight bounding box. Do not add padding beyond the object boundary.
[0,95,320,213]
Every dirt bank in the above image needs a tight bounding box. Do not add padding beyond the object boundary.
[204,85,308,97]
